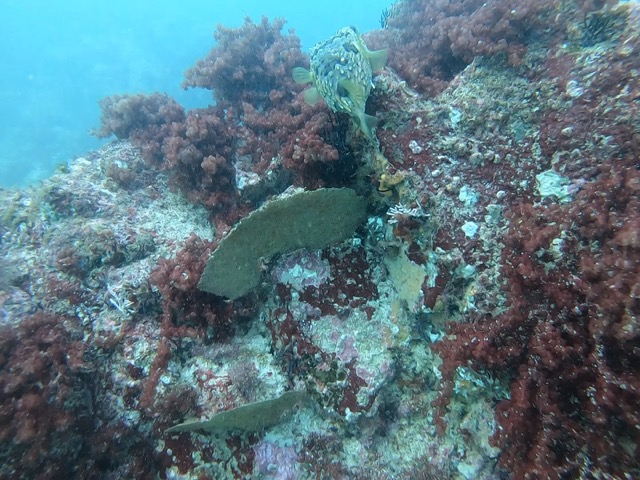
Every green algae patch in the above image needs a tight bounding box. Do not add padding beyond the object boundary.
[535,169,572,203]
[198,188,367,299]
[384,246,426,309]
[165,390,310,435]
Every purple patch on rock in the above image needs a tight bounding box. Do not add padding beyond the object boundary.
[253,441,299,480]
[272,248,331,290]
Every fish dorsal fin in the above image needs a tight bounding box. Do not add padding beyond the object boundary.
[367,48,388,72]
[339,79,365,106]
[303,87,322,106]
[292,67,313,85]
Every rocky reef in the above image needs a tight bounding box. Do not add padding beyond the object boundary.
[1,1,638,479]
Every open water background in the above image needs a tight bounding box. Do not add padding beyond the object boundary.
[0,0,390,186]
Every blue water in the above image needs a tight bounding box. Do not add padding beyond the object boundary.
[0,0,390,187]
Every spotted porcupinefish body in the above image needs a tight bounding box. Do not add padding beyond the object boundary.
[292,26,388,140]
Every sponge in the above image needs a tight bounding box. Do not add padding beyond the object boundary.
[198,188,366,299]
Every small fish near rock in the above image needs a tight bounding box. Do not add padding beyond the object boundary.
[292,26,388,141]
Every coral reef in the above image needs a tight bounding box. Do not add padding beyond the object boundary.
[0,312,89,478]
[1,0,638,478]
[434,164,640,478]
[366,0,552,97]
[425,2,640,478]
[96,16,359,228]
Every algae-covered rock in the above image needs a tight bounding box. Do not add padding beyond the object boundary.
[199,188,367,299]
[165,390,310,435]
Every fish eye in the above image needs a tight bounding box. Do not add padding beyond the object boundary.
[343,43,359,54]
[337,84,349,97]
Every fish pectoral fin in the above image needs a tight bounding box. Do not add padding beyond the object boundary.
[367,48,389,72]
[338,79,366,106]
[292,67,313,84]
[303,87,322,106]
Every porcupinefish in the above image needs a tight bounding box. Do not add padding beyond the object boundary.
[292,26,388,140]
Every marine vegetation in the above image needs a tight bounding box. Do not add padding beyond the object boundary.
[1,1,639,479]
[166,391,311,434]
[198,187,366,299]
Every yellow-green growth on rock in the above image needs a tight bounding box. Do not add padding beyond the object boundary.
[165,391,311,435]
[198,188,367,299]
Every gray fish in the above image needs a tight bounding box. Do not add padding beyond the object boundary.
[292,26,388,140]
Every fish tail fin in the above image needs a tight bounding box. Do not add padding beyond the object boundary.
[359,113,379,140]
[303,87,322,106]
[367,48,388,72]
[292,67,313,84]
